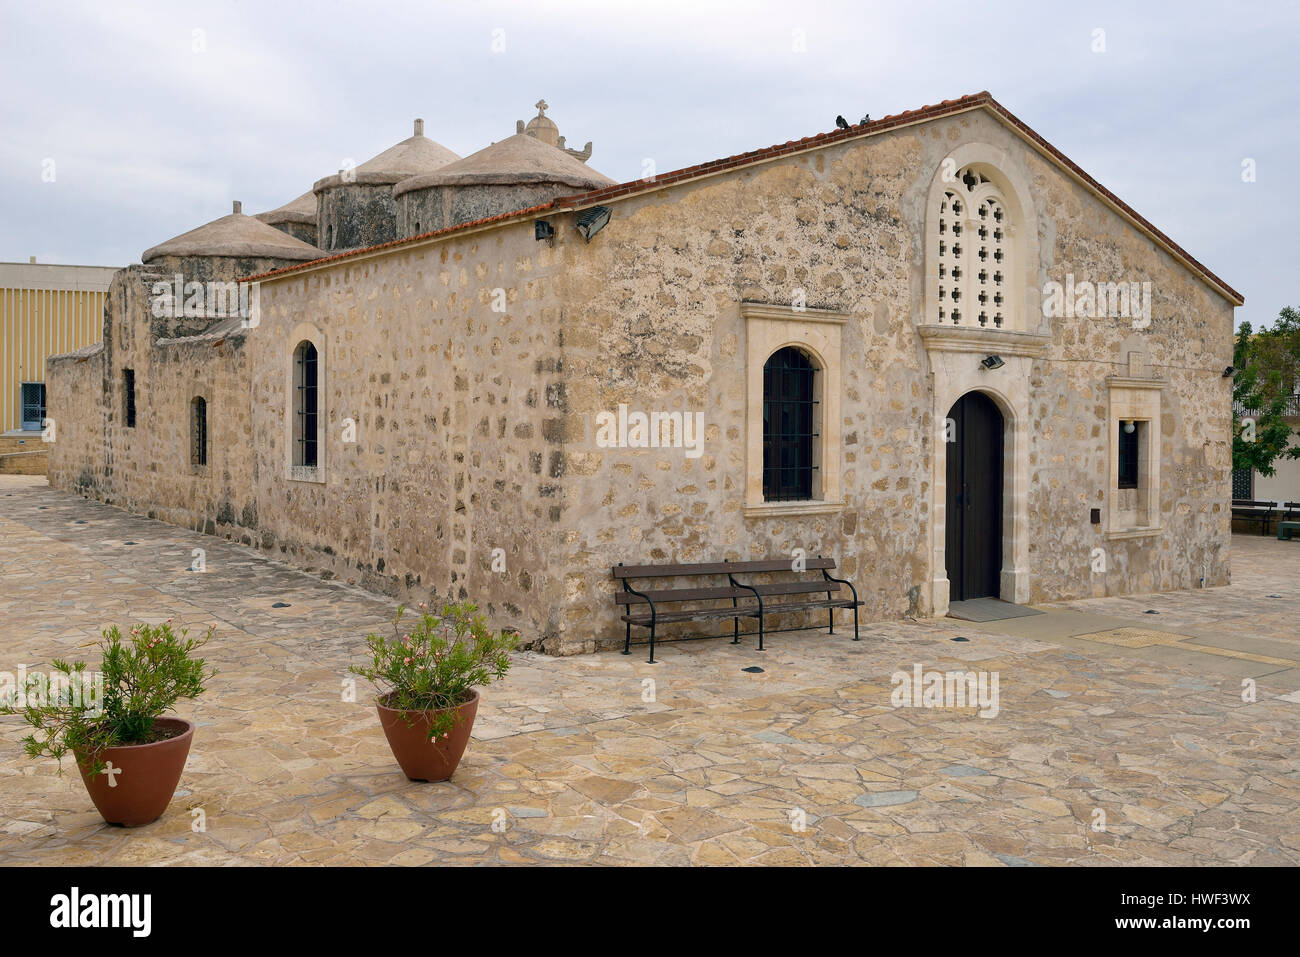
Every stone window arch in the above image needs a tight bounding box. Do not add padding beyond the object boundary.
[284,323,327,482]
[762,346,819,501]
[292,340,319,469]
[741,302,845,516]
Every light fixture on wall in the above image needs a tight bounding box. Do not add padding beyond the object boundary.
[980,354,1005,371]
[1123,420,1136,434]
[1222,366,1235,377]
[575,205,611,243]
[534,220,555,243]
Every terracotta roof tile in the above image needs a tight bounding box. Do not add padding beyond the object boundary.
[244,92,1241,304]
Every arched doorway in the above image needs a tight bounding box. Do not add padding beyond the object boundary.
[945,391,1004,601]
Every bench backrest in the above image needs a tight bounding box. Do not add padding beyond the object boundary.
[1232,500,1276,508]
[612,557,837,579]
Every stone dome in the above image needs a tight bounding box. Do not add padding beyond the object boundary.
[254,190,316,226]
[524,100,560,147]
[312,119,461,252]
[253,190,319,246]
[312,119,460,192]
[392,132,614,239]
[394,133,615,195]
[143,201,323,263]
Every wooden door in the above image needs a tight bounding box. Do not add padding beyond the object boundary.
[945,391,1004,601]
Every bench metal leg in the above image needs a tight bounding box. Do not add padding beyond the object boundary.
[647,619,656,664]
[623,620,631,655]
[757,612,765,651]
[852,604,859,641]
[733,616,740,644]
[828,607,834,635]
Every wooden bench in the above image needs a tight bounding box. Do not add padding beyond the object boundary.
[1231,499,1277,535]
[612,557,862,663]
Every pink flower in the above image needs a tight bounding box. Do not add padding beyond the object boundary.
[403,657,412,665]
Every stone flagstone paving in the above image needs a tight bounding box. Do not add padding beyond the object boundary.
[1,474,1298,865]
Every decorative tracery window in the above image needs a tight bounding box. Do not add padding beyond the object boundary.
[935,167,1012,329]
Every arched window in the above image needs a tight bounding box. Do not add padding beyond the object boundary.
[293,341,319,468]
[762,347,818,501]
[935,166,1011,328]
[191,396,207,466]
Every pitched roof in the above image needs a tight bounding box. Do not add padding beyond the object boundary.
[144,204,324,262]
[246,93,1243,305]
[393,133,615,195]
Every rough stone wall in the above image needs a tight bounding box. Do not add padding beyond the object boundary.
[249,229,572,647]
[550,109,1234,652]
[265,219,318,247]
[317,184,398,251]
[396,182,571,238]
[143,253,292,290]
[47,265,258,546]
[1019,135,1235,598]
[555,133,927,651]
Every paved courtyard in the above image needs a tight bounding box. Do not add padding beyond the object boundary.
[1,473,1298,866]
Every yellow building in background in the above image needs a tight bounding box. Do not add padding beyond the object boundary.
[1,259,117,433]
[1,259,117,473]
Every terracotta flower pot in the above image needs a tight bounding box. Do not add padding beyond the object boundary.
[75,717,194,827]
[376,690,479,782]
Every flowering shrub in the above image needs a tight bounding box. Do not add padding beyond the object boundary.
[350,602,517,739]
[1,621,213,777]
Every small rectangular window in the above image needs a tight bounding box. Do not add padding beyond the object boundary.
[1231,467,1253,500]
[123,369,136,428]
[191,397,207,466]
[20,382,45,431]
[1117,421,1140,489]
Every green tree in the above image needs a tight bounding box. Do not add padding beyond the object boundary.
[1233,306,1300,476]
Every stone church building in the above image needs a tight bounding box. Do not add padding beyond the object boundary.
[46,93,1242,655]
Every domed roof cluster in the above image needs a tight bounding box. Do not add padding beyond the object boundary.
[141,101,614,264]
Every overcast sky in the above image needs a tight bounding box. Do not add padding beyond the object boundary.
[2,0,1295,329]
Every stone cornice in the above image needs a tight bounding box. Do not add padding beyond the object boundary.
[740,301,849,325]
[1105,375,1168,390]
[917,323,1052,357]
